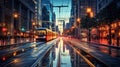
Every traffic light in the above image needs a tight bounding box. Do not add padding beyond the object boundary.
[21,27,25,32]
[2,27,7,32]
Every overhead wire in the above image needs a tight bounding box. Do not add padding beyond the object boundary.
[51,0,71,21]
[60,0,70,19]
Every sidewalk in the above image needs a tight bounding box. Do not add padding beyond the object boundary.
[87,39,120,49]
[69,37,120,49]
[0,42,31,50]
[0,38,34,46]
[64,38,120,67]
[0,38,34,50]
[0,42,43,57]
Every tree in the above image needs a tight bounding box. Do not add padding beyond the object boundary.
[80,16,97,29]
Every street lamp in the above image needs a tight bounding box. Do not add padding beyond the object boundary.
[90,12,94,18]
[13,12,19,19]
[77,18,81,23]
[86,7,94,18]
[86,7,93,41]
[11,12,19,44]
[32,22,36,26]
[76,18,81,39]
[86,7,92,13]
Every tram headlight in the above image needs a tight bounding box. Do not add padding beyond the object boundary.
[35,36,38,38]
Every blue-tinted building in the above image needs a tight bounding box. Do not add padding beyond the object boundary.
[65,23,70,30]
[52,12,56,31]
[35,0,42,28]
[41,0,54,29]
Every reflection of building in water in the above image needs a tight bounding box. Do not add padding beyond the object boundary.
[69,45,89,67]
[61,45,72,67]
[52,45,56,60]
[59,38,71,67]
[56,43,58,48]
[69,46,74,67]
[41,50,53,67]
[63,44,65,52]
[75,53,83,67]
[49,50,53,67]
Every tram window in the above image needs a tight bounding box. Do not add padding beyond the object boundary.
[37,30,46,35]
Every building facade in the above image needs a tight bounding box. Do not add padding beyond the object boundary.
[97,0,113,13]
[96,0,120,46]
[35,0,42,28]
[41,0,54,29]
[71,0,96,24]
[70,0,96,38]
[0,0,41,45]
[78,0,96,18]
[52,12,56,31]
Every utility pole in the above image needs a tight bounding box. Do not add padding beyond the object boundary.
[53,5,68,18]
[53,5,68,35]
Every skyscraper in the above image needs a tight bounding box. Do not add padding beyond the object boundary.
[63,20,65,29]
[41,0,54,29]
[70,0,97,38]
[52,12,56,31]
[70,0,96,26]
[35,0,42,28]
[78,0,96,18]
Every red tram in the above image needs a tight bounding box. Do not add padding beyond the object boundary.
[35,28,57,41]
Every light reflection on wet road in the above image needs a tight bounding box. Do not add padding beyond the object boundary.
[52,39,60,67]
[53,38,71,67]
[73,38,120,59]
[42,37,89,67]
[0,39,56,67]
[77,42,120,60]
[60,38,71,67]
